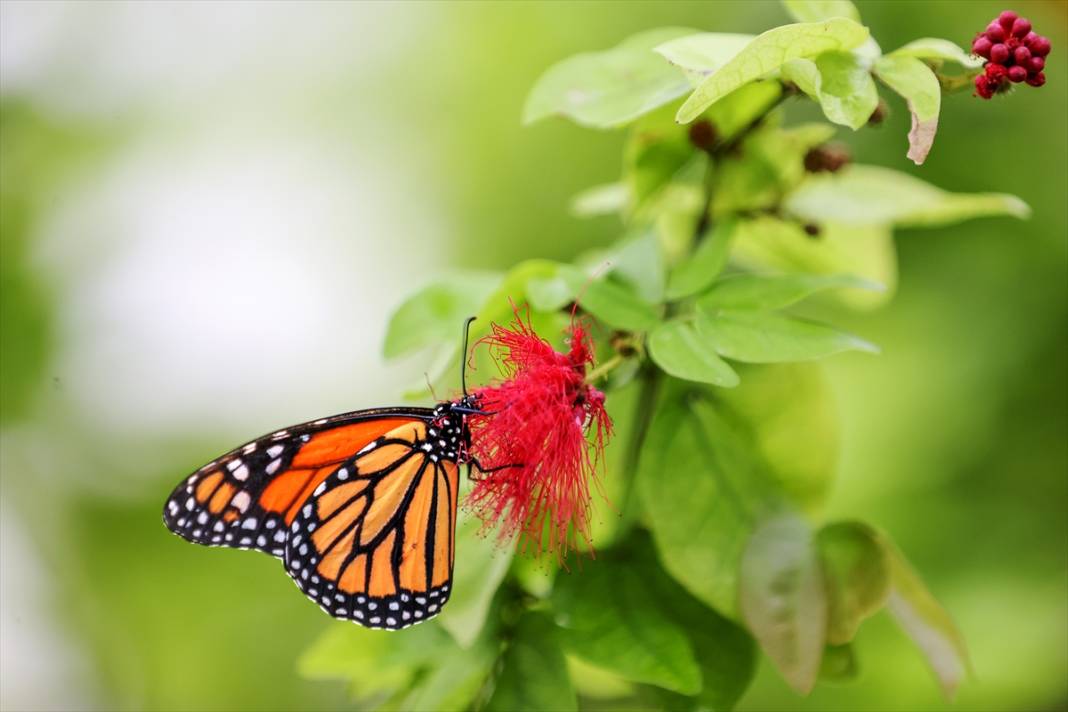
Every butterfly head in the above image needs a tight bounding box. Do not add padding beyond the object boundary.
[428,395,485,464]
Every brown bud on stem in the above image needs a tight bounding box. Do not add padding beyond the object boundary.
[804,143,851,173]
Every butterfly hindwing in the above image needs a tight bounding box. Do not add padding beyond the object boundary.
[285,420,460,629]
[162,409,434,559]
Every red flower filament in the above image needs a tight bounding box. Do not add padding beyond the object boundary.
[465,310,611,558]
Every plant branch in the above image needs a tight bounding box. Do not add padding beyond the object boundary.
[585,353,626,384]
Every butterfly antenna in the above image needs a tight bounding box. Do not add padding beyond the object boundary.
[461,316,477,396]
[424,372,439,401]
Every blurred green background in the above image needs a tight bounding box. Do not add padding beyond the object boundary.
[1,1,1064,710]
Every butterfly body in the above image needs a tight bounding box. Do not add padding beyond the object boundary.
[163,397,478,629]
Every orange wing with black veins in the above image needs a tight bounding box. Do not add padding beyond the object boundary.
[283,420,460,629]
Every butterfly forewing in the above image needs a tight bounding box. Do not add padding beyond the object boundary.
[162,409,433,558]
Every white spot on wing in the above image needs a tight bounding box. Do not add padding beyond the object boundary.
[232,491,251,512]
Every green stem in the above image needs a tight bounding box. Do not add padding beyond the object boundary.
[585,353,626,384]
[616,365,662,528]
[592,86,794,539]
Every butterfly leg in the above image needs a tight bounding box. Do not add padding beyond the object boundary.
[466,457,523,482]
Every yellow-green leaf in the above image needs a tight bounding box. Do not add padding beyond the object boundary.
[525,28,696,129]
[729,216,897,310]
[818,521,891,645]
[699,272,882,311]
[879,532,970,699]
[654,32,756,74]
[676,19,870,123]
[874,55,942,165]
[889,37,983,70]
[782,0,861,23]
[739,513,827,694]
[781,51,879,130]
[786,165,1031,227]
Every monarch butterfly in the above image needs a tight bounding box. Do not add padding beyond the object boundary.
[163,320,488,630]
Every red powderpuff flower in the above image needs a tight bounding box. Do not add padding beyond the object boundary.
[464,309,611,558]
[972,10,1050,99]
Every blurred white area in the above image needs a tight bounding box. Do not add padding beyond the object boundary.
[0,502,95,712]
[1,1,419,117]
[2,1,453,706]
[3,0,451,437]
[40,125,445,436]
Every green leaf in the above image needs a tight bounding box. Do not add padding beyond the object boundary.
[571,182,628,217]
[704,80,784,141]
[654,33,756,74]
[525,273,574,312]
[400,639,496,712]
[553,564,702,694]
[782,0,861,23]
[874,55,941,165]
[786,164,1031,227]
[715,364,838,513]
[609,230,667,303]
[781,51,879,130]
[631,533,758,710]
[648,320,740,387]
[665,220,736,300]
[485,613,577,712]
[524,28,696,129]
[638,386,779,617]
[698,310,879,363]
[879,532,970,699]
[566,656,635,699]
[711,132,785,215]
[297,622,452,699]
[889,38,983,70]
[739,514,827,694]
[819,644,860,681]
[676,19,870,123]
[624,117,697,212]
[730,216,897,310]
[712,123,838,217]
[477,259,560,327]
[699,272,881,311]
[404,260,565,399]
[383,275,500,358]
[817,521,891,645]
[561,266,661,331]
[438,515,513,647]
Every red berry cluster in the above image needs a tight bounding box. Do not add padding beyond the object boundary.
[972,10,1050,99]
